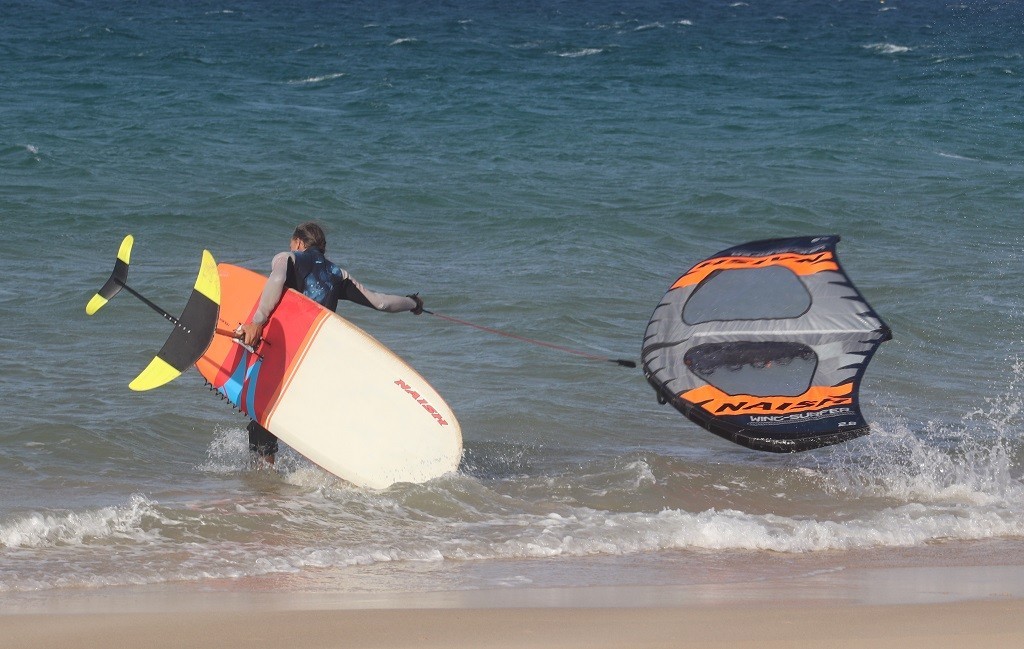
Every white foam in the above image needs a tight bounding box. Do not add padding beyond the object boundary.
[823,423,1022,508]
[442,503,1024,558]
[11,375,1021,594]
[283,464,339,490]
[289,72,346,85]
[823,363,1024,508]
[938,151,978,161]
[864,42,911,55]
[0,494,157,549]
[5,488,1024,593]
[555,48,603,58]
[197,425,250,474]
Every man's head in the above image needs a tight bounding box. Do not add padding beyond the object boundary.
[292,221,327,253]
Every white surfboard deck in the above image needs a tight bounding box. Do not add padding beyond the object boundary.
[267,314,462,488]
[197,264,462,489]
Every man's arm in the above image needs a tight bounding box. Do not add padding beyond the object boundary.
[238,251,291,345]
[340,273,421,313]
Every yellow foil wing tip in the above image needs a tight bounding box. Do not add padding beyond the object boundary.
[129,356,181,392]
[85,294,108,316]
[194,250,221,305]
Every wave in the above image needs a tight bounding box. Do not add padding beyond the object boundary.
[0,494,158,549]
[288,72,346,85]
[937,151,980,162]
[4,385,1023,590]
[2,144,41,162]
[4,493,1022,592]
[6,420,1024,594]
[554,48,604,58]
[864,42,911,55]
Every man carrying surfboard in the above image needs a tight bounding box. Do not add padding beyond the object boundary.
[237,221,425,464]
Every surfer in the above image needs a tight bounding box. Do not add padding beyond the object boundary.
[238,221,424,464]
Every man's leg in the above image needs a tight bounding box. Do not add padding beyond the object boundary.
[247,420,278,465]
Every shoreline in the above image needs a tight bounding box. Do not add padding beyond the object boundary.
[5,562,1024,648]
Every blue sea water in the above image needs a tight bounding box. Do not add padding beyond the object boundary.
[2,0,1024,601]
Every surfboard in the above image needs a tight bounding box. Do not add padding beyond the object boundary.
[195,264,462,489]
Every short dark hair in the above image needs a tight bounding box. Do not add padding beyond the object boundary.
[293,221,327,253]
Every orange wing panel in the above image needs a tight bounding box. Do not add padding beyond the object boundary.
[671,252,839,289]
[681,383,855,416]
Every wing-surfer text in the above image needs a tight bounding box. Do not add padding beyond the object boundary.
[746,407,855,426]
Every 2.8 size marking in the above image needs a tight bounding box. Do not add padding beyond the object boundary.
[394,379,450,426]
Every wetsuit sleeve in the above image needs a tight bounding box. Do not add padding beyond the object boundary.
[339,272,418,313]
[252,251,293,325]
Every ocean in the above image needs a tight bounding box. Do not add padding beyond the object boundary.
[2,0,1024,604]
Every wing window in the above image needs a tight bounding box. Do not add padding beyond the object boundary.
[682,266,811,325]
[684,341,817,397]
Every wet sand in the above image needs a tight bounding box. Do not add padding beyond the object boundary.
[4,599,1024,649]
[4,564,1023,649]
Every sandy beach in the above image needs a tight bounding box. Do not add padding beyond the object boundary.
[5,564,1024,649]
[4,596,1022,649]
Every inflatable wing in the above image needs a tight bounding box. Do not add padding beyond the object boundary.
[642,235,891,452]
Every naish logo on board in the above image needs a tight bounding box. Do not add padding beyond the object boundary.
[394,379,450,426]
